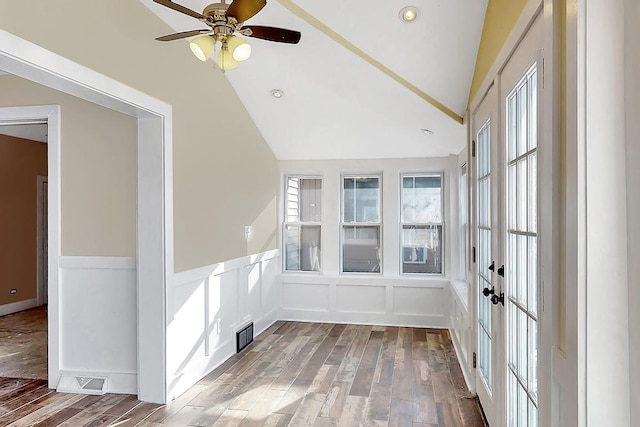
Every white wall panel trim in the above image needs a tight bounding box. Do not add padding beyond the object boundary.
[279,274,451,328]
[172,249,279,287]
[167,250,281,400]
[59,256,136,270]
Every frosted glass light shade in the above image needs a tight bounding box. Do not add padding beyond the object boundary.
[218,48,239,70]
[227,36,251,62]
[190,36,215,61]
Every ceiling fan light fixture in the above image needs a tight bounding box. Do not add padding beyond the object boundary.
[227,35,252,62]
[189,35,215,61]
[218,48,239,70]
[399,6,419,23]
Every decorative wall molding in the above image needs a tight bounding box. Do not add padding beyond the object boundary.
[279,274,450,328]
[449,280,473,393]
[167,250,281,400]
[172,249,279,286]
[59,256,136,270]
[59,257,137,395]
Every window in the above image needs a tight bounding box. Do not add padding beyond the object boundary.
[401,173,443,274]
[284,177,321,272]
[341,175,381,273]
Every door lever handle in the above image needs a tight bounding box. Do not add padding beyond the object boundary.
[497,265,504,277]
[482,286,495,297]
[491,293,505,306]
[488,261,495,272]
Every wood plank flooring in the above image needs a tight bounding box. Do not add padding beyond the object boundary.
[0,307,47,379]
[0,321,485,426]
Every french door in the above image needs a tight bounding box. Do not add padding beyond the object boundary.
[473,83,502,426]
[473,14,542,427]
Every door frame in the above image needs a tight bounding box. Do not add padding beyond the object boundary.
[0,29,173,403]
[37,174,48,306]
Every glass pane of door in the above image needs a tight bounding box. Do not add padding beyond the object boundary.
[477,120,493,392]
[506,65,538,427]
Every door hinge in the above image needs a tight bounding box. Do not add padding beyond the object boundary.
[471,140,476,158]
[542,57,545,89]
[473,352,477,369]
[472,246,476,263]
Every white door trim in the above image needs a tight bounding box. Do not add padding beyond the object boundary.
[36,174,47,306]
[0,29,173,403]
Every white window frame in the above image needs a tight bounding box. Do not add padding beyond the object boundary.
[340,173,383,275]
[399,172,445,276]
[283,175,323,273]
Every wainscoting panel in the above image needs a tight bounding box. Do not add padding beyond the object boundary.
[282,283,330,312]
[279,274,450,328]
[336,284,386,314]
[449,280,473,390]
[58,256,137,395]
[167,250,280,400]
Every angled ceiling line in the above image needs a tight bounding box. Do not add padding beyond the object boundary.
[276,0,464,124]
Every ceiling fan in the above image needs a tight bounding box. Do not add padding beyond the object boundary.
[153,0,301,70]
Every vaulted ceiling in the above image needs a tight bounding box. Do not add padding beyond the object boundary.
[141,0,487,160]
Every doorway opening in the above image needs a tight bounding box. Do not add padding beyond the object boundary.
[0,121,49,383]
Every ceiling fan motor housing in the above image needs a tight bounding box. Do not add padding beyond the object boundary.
[204,2,236,39]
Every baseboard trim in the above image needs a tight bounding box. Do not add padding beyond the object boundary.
[0,298,39,317]
[449,327,475,394]
[56,370,137,395]
[279,310,448,329]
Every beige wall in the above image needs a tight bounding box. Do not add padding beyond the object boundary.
[0,76,137,257]
[468,0,529,103]
[0,0,279,271]
[0,134,47,305]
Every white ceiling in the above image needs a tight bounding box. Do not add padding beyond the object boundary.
[0,120,48,144]
[143,0,488,160]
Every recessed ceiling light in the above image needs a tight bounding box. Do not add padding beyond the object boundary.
[400,6,419,23]
[421,128,434,135]
[271,89,284,98]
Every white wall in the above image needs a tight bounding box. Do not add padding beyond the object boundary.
[625,0,640,419]
[166,250,280,400]
[584,0,630,425]
[278,157,460,328]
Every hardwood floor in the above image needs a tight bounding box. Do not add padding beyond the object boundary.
[0,307,47,380]
[0,321,485,426]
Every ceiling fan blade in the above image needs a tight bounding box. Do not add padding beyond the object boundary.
[155,29,212,41]
[243,25,301,44]
[226,0,266,23]
[153,0,207,21]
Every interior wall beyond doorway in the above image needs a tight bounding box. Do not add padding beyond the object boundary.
[0,134,47,306]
